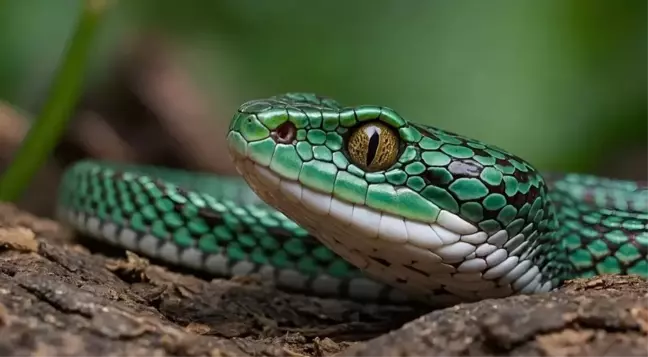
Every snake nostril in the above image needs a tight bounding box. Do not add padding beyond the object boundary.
[272,121,296,144]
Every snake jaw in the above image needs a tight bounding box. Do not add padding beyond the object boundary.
[231,154,556,303]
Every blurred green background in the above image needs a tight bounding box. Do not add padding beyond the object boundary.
[0,0,645,177]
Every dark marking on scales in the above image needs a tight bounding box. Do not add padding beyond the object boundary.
[403,264,430,277]
[198,207,224,226]
[370,256,391,267]
[448,159,484,177]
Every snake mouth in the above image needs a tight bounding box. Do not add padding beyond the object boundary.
[231,153,470,253]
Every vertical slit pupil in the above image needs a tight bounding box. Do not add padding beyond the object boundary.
[366,128,380,166]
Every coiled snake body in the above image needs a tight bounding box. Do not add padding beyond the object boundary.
[56,93,648,306]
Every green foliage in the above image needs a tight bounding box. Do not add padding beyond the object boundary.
[0,0,109,202]
[0,0,644,178]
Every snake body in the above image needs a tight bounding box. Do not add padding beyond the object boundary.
[56,93,648,306]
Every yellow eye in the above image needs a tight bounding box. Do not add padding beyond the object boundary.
[347,121,400,172]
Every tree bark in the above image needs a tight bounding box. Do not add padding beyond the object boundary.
[0,203,645,356]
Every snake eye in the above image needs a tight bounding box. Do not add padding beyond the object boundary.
[347,121,400,172]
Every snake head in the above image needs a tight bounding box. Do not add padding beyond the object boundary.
[227,93,444,224]
[227,92,554,301]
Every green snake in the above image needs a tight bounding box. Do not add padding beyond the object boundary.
[56,93,648,306]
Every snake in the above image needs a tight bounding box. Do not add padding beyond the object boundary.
[55,93,648,306]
